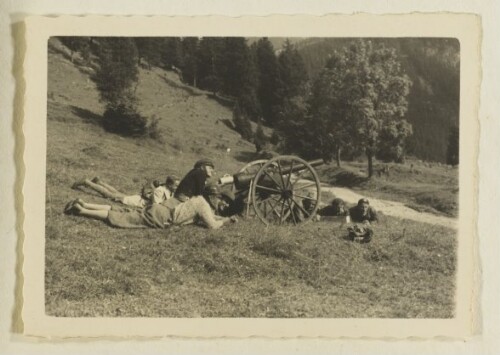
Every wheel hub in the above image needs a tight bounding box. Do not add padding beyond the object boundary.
[282,189,294,199]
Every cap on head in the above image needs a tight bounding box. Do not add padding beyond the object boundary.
[194,159,215,169]
[358,198,369,206]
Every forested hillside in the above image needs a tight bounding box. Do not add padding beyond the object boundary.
[297,38,460,163]
[60,36,459,164]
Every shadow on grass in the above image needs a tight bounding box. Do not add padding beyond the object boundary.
[330,170,370,188]
[70,105,102,125]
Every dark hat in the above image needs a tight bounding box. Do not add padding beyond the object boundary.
[194,159,215,169]
[358,198,370,205]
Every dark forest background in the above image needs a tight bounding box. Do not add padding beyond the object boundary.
[59,36,459,165]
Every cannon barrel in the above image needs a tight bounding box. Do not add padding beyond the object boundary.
[229,158,324,190]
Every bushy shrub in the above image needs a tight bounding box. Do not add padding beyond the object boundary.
[102,103,147,137]
[232,104,254,141]
[146,115,163,142]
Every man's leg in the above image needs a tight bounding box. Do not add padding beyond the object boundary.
[73,203,109,220]
[75,179,126,200]
[95,179,122,194]
[77,199,112,211]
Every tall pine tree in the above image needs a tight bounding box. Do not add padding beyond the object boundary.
[180,37,199,86]
[220,38,260,117]
[254,38,282,126]
[94,38,147,136]
[196,37,225,94]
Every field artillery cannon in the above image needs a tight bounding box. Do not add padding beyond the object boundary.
[218,155,324,225]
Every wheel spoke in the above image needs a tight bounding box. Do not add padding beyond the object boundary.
[262,170,283,191]
[268,197,282,219]
[279,196,286,224]
[291,197,310,217]
[287,199,298,225]
[293,181,317,191]
[255,184,281,194]
[285,159,295,189]
[282,206,292,223]
[293,193,317,201]
[258,195,282,219]
[276,160,287,189]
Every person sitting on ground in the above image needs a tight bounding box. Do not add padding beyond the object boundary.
[63,193,237,230]
[348,198,379,224]
[174,159,215,202]
[72,175,178,208]
[317,198,348,217]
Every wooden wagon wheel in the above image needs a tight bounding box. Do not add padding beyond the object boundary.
[250,155,321,225]
[233,159,276,218]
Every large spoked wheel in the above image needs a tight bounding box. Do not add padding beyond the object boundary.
[250,155,321,225]
[236,159,276,217]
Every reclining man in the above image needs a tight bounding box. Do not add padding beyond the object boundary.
[64,158,236,230]
[72,175,179,208]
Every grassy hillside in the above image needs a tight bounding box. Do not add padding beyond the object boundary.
[45,41,457,318]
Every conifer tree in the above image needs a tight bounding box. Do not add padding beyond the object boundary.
[135,37,163,68]
[94,38,147,136]
[277,40,309,101]
[180,37,199,86]
[196,37,224,94]
[220,38,260,117]
[232,103,254,141]
[254,38,282,126]
[254,119,268,152]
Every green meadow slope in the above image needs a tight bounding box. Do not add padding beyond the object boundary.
[45,42,457,318]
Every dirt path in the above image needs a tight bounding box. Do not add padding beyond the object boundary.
[319,184,457,229]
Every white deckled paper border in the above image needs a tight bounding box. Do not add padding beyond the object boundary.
[21,14,480,339]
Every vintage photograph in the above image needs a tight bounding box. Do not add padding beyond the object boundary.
[45,35,460,318]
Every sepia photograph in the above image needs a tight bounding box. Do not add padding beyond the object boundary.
[45,35,460,318]
[17,14,482,339]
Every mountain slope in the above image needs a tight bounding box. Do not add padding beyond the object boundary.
[47,38,257,191]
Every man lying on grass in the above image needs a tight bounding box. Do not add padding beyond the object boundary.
[64,192,237,230]
[349,198,379,224]
[72,175,180,208]
[65,158,237,229]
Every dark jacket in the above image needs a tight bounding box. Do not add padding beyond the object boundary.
[174,168,207,200]
[348,205,379,223]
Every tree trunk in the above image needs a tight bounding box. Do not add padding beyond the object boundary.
[367,153,374,178]
[336,146,341,167]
